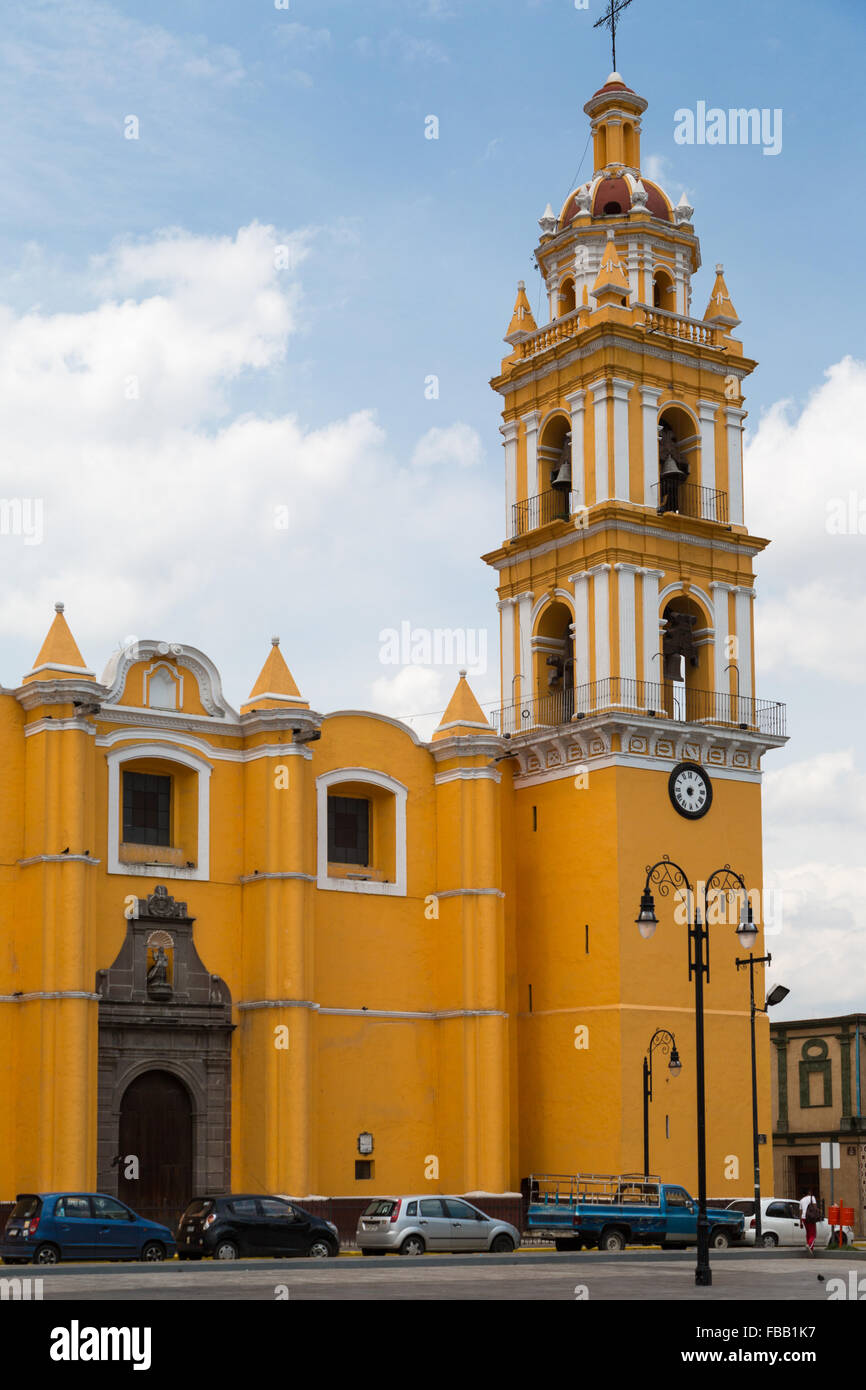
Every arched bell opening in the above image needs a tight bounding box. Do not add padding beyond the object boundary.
[661,596,712,722]
[533,600,575,723]
[652,267,677,312]
[657,406,700,515]
[537,413,573,517]
[557,277,577,317]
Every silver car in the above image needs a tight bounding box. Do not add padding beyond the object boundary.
[356,1196,521,1256]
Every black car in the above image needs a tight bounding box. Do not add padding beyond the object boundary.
[177,1195,339,1260]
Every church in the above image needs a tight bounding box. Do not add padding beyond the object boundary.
[0,73,787,1223]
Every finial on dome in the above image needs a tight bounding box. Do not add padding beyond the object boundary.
[55,601,64,613]
[459,669,467,679]
[715,263,724,275]
[538,203,557,237]
[271,635,280,647]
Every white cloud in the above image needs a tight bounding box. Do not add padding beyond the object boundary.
[747,356,866,684]
[0,221,495,724]
[411,423,484,471]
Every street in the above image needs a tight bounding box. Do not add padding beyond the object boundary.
[7,1248,864,1301]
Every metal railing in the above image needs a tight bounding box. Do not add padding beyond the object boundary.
[511,487,576,538]
[529,1173,663,1207]
[492,678,786,739]
[653,480,729,524]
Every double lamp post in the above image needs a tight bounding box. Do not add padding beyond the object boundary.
[636,856,787,1286]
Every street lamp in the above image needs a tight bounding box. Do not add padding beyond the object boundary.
[735,951,790,1246]
[643,1028,682,1177]
[635,855,753,1287]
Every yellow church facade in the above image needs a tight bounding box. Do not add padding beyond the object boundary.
[0,74,786,1219]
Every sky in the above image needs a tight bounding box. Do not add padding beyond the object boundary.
[0,0,864,1020]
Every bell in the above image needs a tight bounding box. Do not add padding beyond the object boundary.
[660,452,685,480]
[551,432,572,491]
[551,457,572,490]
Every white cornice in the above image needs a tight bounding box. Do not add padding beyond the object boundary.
[490,516,761,570]
[434,767,502,785]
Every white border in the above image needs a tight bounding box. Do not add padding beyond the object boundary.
[316,767,407,897]
[106,742,212,881]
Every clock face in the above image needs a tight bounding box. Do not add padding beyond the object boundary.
[668,762,712,820]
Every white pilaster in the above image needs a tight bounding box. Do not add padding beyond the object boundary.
[569,571,591,688]
[521,411,540,506]
[614,563,638,686]
[498,598,517,707]
[501,419,519,538]
[734,587,755,702]
[564,389,586,510]
[611,378,633,501]
[639,568,664,691]
[589,564,611,686]
[698,400,718,518]
[710,582,733,695]
[589,379,609,504]
[639,386,662,506]
[516,591,534,703]
[725,406,746,525]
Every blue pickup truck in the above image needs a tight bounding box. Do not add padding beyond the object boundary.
[526,1173,744,1252]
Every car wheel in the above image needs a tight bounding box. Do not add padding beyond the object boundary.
[399,1235,426,1257]
[710,1229,731,1250]
[490,1234,515,1254]
[33,1244,60,1265]
[599,1228,626,1253]
[308,1238,337,1259]
[140,1242,166,1262]
[759,1232,778,1248]
[215,1240,239,1261]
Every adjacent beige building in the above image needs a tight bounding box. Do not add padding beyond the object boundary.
[770,1013,866,1233]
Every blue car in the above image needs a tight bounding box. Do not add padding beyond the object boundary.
[0,1192,176,1265]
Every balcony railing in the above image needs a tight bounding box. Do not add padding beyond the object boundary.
[511,488,576,538]
[652,480,729,524]
[638,304,720,348]
[513,303,722,365]
[492,678,786,739]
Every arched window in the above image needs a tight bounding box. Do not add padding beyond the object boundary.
[557,278,576,317]
[106,743,212,881]
[662,596,712,721]
[533,600,575,721]
[652,268,676,312]
[656,406,699,515]
[316,768,407,897]
[537,414,573,512]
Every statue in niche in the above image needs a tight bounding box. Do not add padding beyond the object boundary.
[146,945,172,1000]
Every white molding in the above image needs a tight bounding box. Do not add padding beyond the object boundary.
[499,598,516,709]
[143,660,183,712]
[100,641,239,722]
[513,753,764,789]
[610,377,633,501]
[17,854,100,866]
[0,990,101,1003]
[106,742,212,881]
[486,518,761,571]
[433,888,505,899]
[588,378,609,503]
[616,564,637,683]
[657,582,715,623]
[239,871,316,885]
[592,564,611,685]
[24,662,96,678]
[434,767,501,785]
[95,727,312,763]
[316,767,407,897]
[24,718,97,737]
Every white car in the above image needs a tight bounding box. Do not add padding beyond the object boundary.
[724,1197,854,1248]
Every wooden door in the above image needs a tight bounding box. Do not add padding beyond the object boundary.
[119,1070,193,1232]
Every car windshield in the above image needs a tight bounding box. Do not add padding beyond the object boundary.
[363,1200,396,1217]
[10,1196,40,1220]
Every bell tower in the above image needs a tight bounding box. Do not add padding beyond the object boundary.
[485,75,788,1190]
